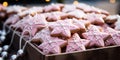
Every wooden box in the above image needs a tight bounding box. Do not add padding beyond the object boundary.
[5,25,120,60]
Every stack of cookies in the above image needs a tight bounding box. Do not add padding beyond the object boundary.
[2,3,120,55]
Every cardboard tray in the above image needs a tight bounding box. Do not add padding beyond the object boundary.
[6,25,120,60]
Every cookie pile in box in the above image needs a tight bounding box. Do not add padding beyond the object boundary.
[3,3,120,55]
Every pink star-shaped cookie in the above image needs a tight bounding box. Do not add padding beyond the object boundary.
[105,15,119,23]
[22,24,45,36]
[38,37,67,54]
[99,9,109,16]
[67,10,86,19]
[12,14,47,36]
[11,15,33,30]
[90,6,109,15]
[87,25,102,32]
[46,12,67,22]
[72,19,87,31]
[31,14,47,26]
[78,20,90,28]
[22,14,47,36]
[5,15,20,25]
[49,19,80,38]
[62,4,77,13]
[82,25,109,47]
[76,3,92,13]
[87,7,107,14]
[76,3,109,15]
[104,27,120,45]
[5,5,27,14]
[44,4,64,12]
[66,33,90,52]
[84,13,106,25]
[18,7,43,17]
[32,27,51,42]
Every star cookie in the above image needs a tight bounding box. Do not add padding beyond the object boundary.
[84,13,106,25]
[66,33,90,52]
[11,15,33,30]
[114,17,120,30]
[76,3,109,15]
[12,14,47,36]
[76,3,92,13]
[38,38,67,54]
[5,5,27,14]
[46,12,67,22]
[62,5,77,13]
[99,9,109,16]
[49,19,80,38]
[82,25,109,47]
[105,15,119,23]
[32,27,51,43]
[87,25,102,32]
[22,24,45,36]
[21,14,47,36]
[5,15,20,25]
[72,19,87,31]
[44,4,64,12]
[89,6,109,15]
[78,20,90,28]
[104,27,120,45]
[31,14,47,26]
[18,7,43,17]
[67,10,86,19]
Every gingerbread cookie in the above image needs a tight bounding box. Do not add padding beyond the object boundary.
[12,14,47,33]
[44,4,64,12]
[38,38,67,54]
[76,3,109,15]
[49,19,80,38]
[5,5,27,14]
[115,17,120,30]
[89,6,109,15]
[76,3,91,12]
[32,27,51,43]
[21,14,47,36]
[18,7,43,17]
[11,15,33,30]
[46,12,67,22]
[105,15,119,23]
[84,13,106,25]
[62,4,77,13]
[104,27,120,45]
[67,10,86,19]
[82,25,109,47]
[72,19,86,31]
[4,15,20,25]
[66,33,90,52]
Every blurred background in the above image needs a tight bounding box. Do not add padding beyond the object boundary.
[0,0,120,15]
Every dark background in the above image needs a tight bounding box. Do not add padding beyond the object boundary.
[0,0,119,5]
[0,0,120,15]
